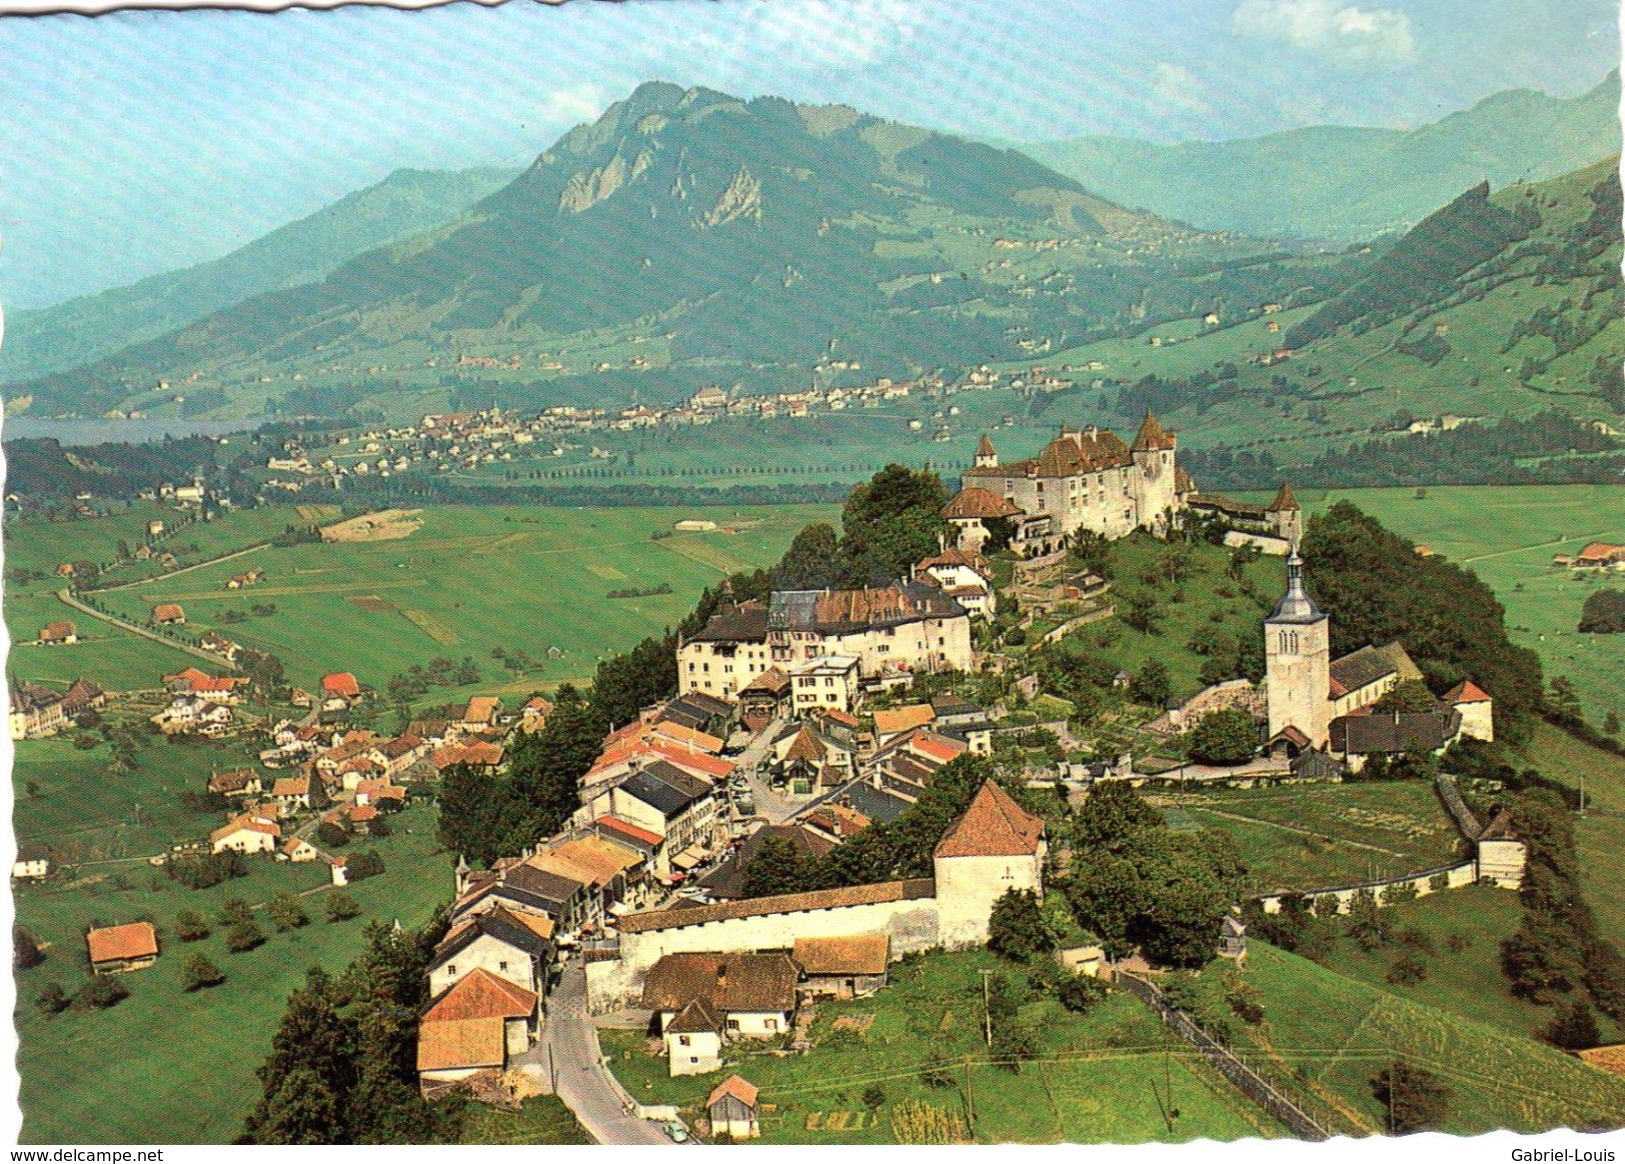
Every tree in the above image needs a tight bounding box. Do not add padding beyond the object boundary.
[75,975,130,1010]
[1540,1001,1601,1051]
[226,920,265,953]
[183,953,226,991]
[174,910,211,942]
[1128,659,1171,708]
[773,523,842,589]
[1579,589,1625,634]
[316,821,349,849]
[348,850,386,881]
[589,637,676,731]
[987,889,1053,962]
[325,892,361,923]
[840,464,950,586]
[1188,708,1257,765]
[1373,679,1439,714]
[1057,974,1108,1013]
[13,924,44,970]
[35,981,70,1015]
[267,893,309,932]
[1074,782,1163,853]
[219,898,255,928]
[739,836,814,899]
[1372,1060,1450,1134]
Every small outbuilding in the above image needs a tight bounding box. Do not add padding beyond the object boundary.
[86,922,159,975]
[707,1075,760,1140]
[792,934,890,999]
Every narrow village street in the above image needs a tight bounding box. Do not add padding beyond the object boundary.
[539,964,673,1145]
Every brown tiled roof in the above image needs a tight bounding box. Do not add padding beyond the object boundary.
[874,705,936,737]
[709,1075,759,1109]
[1330,708,1460,755]
[1267,482,1300,512]
[641,953,799,1013]
[908,731,967,764]
[666,996,724,1035]
[208,769,258,794]
[151,604,185,622]
[740,666,790,696]
[416,1016,505,1072]
[976,434,996,458]
[934,780,1044,859]
[616,878,935,934]
[1442,679,1492,704]
[423,967,537,1023]
[39,622,75,641]
[943,487,1022,520]
[210,816,280,845]
[688,600,770,644]
[783,726,827,763]
[463,696,502,723]
[271,775,309,797]
[86,922,158,965]
[1329,642,1423,698]
[793,934,890,976]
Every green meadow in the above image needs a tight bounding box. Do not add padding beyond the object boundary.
[82,502,835,697]
[14,804,453,1144]
[601,947,1280,1144]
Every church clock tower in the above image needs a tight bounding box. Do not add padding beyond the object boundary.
[1265,548,1332,748]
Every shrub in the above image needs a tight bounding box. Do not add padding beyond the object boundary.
[182,953,225,991]
[1387,955,1427,986]
[316,821,349,849]
[225,920,265,953]
[1057,974,1108,1014]
[35,981,70,1015]
[75,975,130,1010]
[173,910,210,942]
[1540,1001,1601,1051]
[1428,872,1449,893]
[13,924,45,970]
[325,892,361,923]
[347,850,386,881]
[1371,1060,1450,1134]
[219,899,255,927]
[266,893,309,932]
[861,1084,887,1110]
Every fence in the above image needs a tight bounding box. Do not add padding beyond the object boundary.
[1116,971,1332,1141]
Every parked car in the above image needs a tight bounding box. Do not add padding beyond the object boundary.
[663,1121,690,1143]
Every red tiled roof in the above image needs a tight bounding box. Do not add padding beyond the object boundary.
[907,730,966,764]
[596,815,662,848]
[321,672,361,698]
[708,1075,760,1109]
[943,487,1022,520]
[416,1016,505,1073]
[423,967,537,1023]
[86,921,158,965]
[1443,679,1492,704]
[934,780,1044,859]
[1130,411,1176,452]
[152,604,185,622]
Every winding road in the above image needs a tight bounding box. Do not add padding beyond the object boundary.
[543,964,671,1145]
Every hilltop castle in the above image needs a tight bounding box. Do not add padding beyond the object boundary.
[943,412,1192,555]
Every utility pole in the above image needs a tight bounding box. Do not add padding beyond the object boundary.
[963,1053,975,1127]
[980,970,993,1048]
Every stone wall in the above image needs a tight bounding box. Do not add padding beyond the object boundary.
[1251,859,1479,915]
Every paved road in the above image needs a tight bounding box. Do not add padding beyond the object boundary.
[56,588,226,666]
[544,964,671,1145]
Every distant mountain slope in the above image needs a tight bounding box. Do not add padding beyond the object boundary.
[0,166,519,383]
[9,82,1362,421]
[1015,72,1621,242]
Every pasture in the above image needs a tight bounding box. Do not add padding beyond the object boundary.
[1228,943,1625,1136]
[601,948,1279,1144]
[1156,780,1464,893]
[91,503,838,697]
[14,804,453,1144]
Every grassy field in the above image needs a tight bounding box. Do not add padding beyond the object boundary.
[1226,943,1625,1137]
[1511,721,1625,939]
[1156,780,1465,893]
[1306,884,1620,1046]
[14,803,454,1144]
[88,503,836,696]
[459,1097,590,1145]
[11,729,271,862]
[601,948,1280,1144]
[5,592,190,691]
[1047,532,1286,702]
[1252,484,1625,725]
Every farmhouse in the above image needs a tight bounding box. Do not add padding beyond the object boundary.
[37,621,77,645]
[321,672,363,703]
[427,905,554,998]
[166,668,248,704]
[944,414,1190,554]
[208,769,263,799]
[643,953,799,1074]
[417,968,542,1094]
[211,814,281,855]
[86,922,159,975]
[151,604,186,625]
[13,844,52,881]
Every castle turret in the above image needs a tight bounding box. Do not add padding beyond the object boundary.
[933,780,1045,948]
[1267,482,1303,546]
[1265,548,1332,748]
[1129,411,1180,534]
[974,434,998,469]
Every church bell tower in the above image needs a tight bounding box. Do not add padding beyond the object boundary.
[1265,548,1332,748]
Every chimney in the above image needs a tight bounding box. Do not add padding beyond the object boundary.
[716,962,728,988]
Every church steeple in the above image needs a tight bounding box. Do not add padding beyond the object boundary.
[1269,548,1324,623]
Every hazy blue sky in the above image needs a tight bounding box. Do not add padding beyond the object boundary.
[1,0,1617,309]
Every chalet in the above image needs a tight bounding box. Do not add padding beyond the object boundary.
[793,934,890,1000]
[281,837,319,863]
[643,953,799,1075]
[86,922,159,974]
[37,621,77,645]
[211,814,281,855]
[738,667,791,728]
[152,604,186,625]
[13,843,51,881]
[915,547,997,618]
[208,769,263,799]
[707,1076,761,1139]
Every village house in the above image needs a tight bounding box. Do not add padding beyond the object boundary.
[459,696,504,733]
[13,843,51,881]
[36,621,77,645]
[914,546,998,618]
[152,697,234,736]
[86,922,159,975]
[872,703,937,747]
[519,695,553,734]
[211,814,281,855]
[208,769,263,799]
[417,967,542,1096]
[530,833,649,926]
[199,632,242,662]
[165,667,249,704]
[281,837,320,863]
[428,904,555,998]
[737,667,791,729]
[581,761,720,880]
[455,859,586,935]
[643,952,799,1075]
[765,721,855,794]
[790,655,862,716]
[151,604,186,626]
[320,672,364,707]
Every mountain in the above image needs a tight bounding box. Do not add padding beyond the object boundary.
[1013,72,1621,243]
[0,166,519,384]
[8,82,1362,421]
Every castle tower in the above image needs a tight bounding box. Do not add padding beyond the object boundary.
[1267,482,1303,546]
[974,434,998,469]
[1265,549,1332,748]
[1129,411,1179,534]
[932,780,1046,948]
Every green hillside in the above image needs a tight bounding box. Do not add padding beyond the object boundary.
[1015,73,1620,242]
[9,82,1358,423]
[1,167,518,384]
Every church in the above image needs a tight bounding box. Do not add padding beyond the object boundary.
[943,412,1193,555]
[1263,549,1493,770]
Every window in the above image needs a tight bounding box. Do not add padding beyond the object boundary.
[679,1035,691,1047]
[498,961,508,972]
[727,1019,740,1031]
[689,1057,699,1065]
[447,965,456,976]
[765,1018,779,1032]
